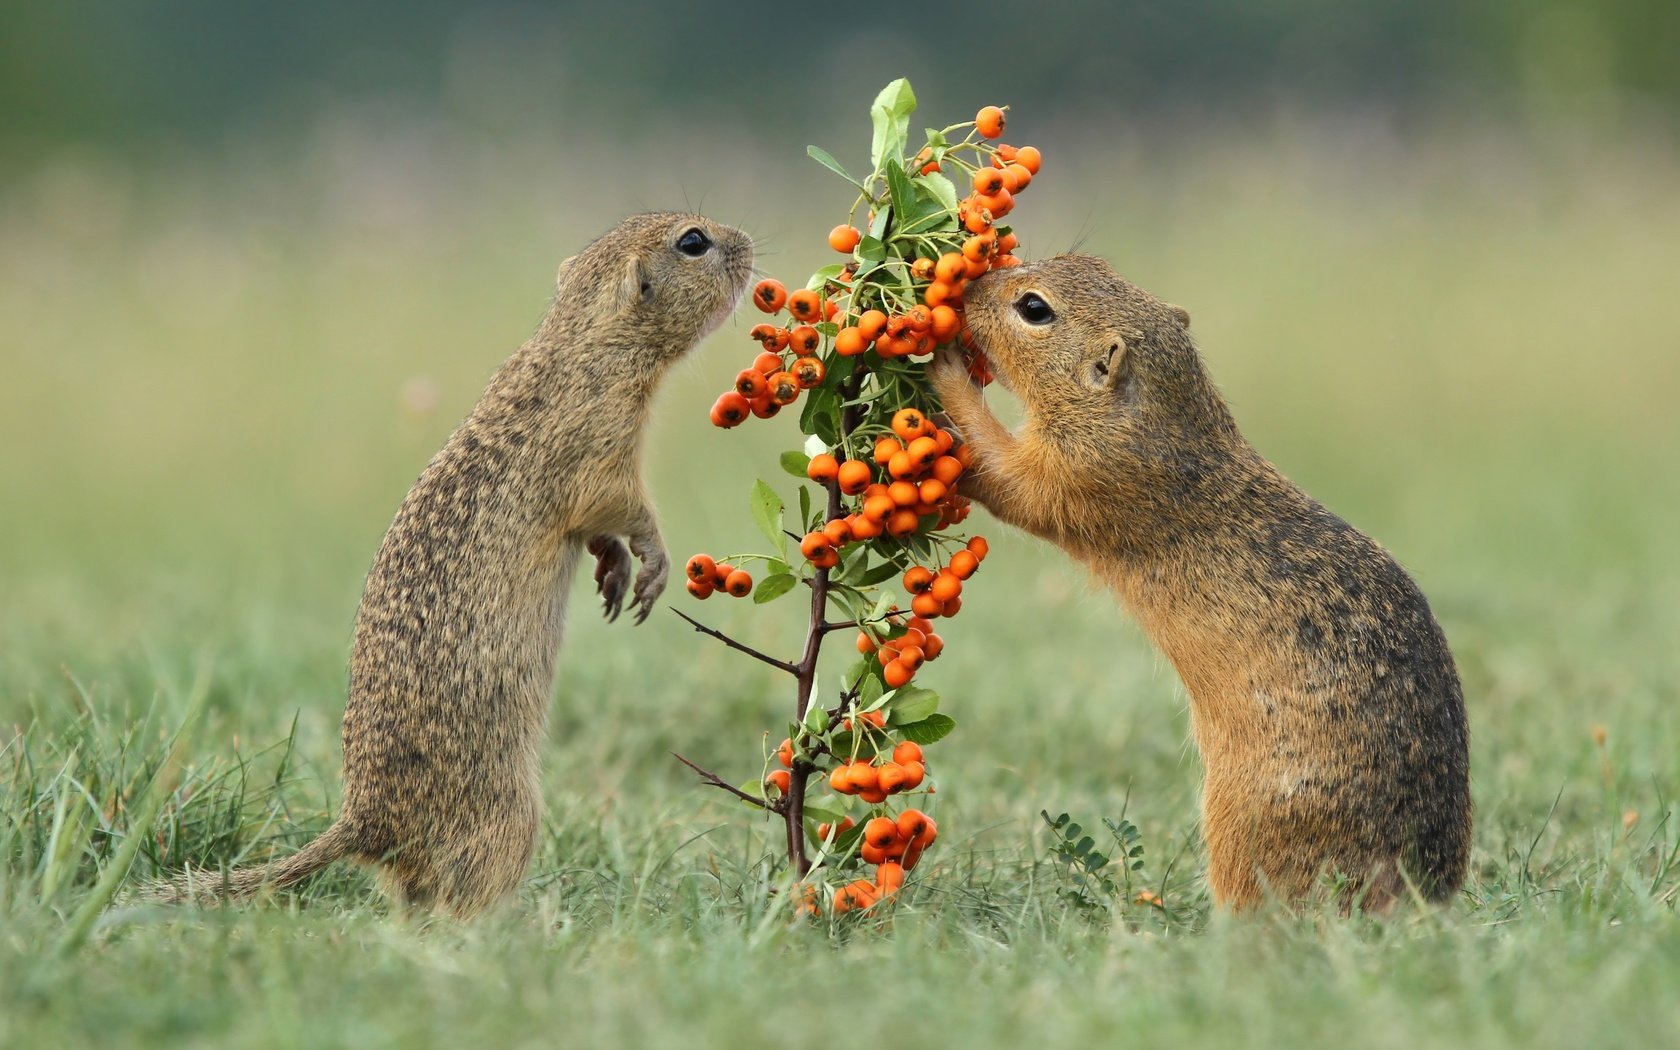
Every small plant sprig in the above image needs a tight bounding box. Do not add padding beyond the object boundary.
[672,79,1047,918]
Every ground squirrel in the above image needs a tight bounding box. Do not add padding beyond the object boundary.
[930,254,1470,910]
[151,213,754,917]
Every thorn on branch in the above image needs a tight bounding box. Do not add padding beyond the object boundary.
[668,607,800,676]
[671,752,779,812]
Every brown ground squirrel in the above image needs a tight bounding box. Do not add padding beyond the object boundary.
[152,213,754,917]
[930,254,1470,911]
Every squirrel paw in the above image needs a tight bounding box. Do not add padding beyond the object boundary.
[929,345,982,410]
[627,537,669,626]
[587,536,633,622]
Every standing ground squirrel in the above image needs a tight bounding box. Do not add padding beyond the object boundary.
[151,213,753,916]
[930,254,1470,910]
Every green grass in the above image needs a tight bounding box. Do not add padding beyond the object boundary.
[2,124,1678,1048]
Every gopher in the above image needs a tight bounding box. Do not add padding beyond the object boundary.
[152,213,754,916]
[930,254,1470,910]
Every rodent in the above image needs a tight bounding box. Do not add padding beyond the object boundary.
[930,254,1471,911]
[150,213,754,917]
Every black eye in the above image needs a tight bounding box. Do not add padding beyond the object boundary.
[1015,292,1055,325]
[676,228,711,257]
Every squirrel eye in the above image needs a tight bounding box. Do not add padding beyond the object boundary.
[1014,292,1055,325]
[676,228,712,257]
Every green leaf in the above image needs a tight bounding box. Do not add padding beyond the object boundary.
[738,779,767,801]
[856,560,902,587]
[798,485,813,531]
[806,263,847,288]
[780,450,811,479]
[923,127,948,150]
[868,207,892,240]
[915,171,960,213]
[748,480,784,551]
[752,573,798,604]
[895,713,955,745]
[857,672,885,711]
[884,159,918,232]
[855,235,888,265]
[801,804,848,827]
[799,386,839,446]
[868,78,918,170]
[886,685,939,724]
[803,702,829,735]
[807,144,868,192]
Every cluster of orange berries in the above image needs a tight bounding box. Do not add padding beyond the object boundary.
[682,553,753,600]
[827,738,929,803]
[710,295,839,427]
[829,807,938,913]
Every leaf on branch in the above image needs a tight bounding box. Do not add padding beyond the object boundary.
[869,78,918,171]
[749,479,784,551]
[780,450,811,479]
[886,685,939,724]
[807,144,869,192]
[894,713,956,745]
[752,573,798,604]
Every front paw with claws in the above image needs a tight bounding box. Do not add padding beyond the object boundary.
[627,535,669,625]
[586,535,633,622]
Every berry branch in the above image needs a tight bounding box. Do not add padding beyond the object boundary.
[677,78,1039,917]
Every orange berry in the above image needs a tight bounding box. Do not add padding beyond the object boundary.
[962,201,993,234]
[849,513,883,539]
[905,305,932,333]
[787,288,821,323]
[906,436,940,467]
[903,566,934,594]
[899,760,926,790]
[934,253,967,283]
[686,577,714,599]
[777,738,794,768]
[949,549,979,579]
[897,645,925,671]
[722,569,753,597]
[888,480,920,507]
[923,281,955,309]
[887,507,920,537]
[921,633,944,660]
[930,455,963,485]
[910,592,943,618]
[897,808,933,845]
[973,168,1006,196]
[962,234,996,263]
[910,257,936,281]
[710,562,734,585]
[918,478,948,504]
[891,408,929,441]
[906,615,934,635]
[856,630,878,655]
[788,325,820,356]
[800,531,832,560]
[837,458,872,495]
[966,535,990,561]
[864,816,899,849]
[830,765,855,794]
[893,741,924,765]
[828,224,861,253]
[765,371,799,406]
[876,762,908,794]
[1005,163,1033,191]
[806,453,839,484]
[997,232,1019,254]
[834,327,869,357]
[873,435,903,466]
[768,769,791,795]
[750,323,790,351]
[752,279,788,313]
[685,554,717,582]
[857,309,889,341]
[823,517,852,546]
[1014,145,1042,174]
[976,106,1006,138]
[883,658,914,688]
[861,709,886,728]
[859,842,891,866]
[940,596,962,617]
[753,350,784,374]
[833,879,878,913]
[710,391,750,428]
[749,396,780,420]
[858,787,889,804]
[793,355,825,388]
[817,816,855,842]
[823,298,840,322]
[862,493,895,523]
[886,450,918,481]
[928,305,961,341]
[846,762,880,794]
[735,369,767,400]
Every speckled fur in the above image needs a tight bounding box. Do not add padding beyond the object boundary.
[930,255,1470,911]
[149,213,753,917]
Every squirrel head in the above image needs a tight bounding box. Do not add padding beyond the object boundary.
[962,253,1239,497]
[552,213,754,360]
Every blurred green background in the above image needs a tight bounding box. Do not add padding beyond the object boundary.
[2,4,1678,1046]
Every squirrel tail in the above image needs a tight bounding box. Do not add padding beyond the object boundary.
[137,818,358,905]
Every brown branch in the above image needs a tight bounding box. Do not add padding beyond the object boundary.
[668,608,800,676]
[671,752,778,812]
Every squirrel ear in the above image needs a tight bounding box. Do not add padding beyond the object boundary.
[554,255,576,289]
[1083,340,1126,393]
[1168,304,1191,329]
[612,254,652,314]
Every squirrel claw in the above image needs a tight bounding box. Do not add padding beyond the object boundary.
[628,538,669,627]
[587,536,632,622]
